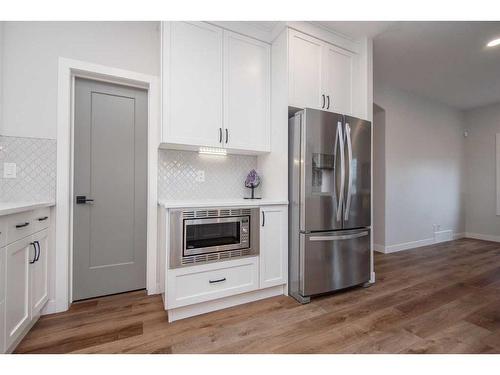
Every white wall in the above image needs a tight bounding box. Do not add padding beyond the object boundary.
[464,103,500,240]
[1,21,160,139]
[374,82,466,251]
[373,104,386,248]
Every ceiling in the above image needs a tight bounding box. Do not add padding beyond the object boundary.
[222,21,500,110]
[314,21,395,39]
[373,21,500,110]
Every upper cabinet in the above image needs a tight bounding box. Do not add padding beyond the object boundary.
[162,22,223,149]
[224,31,270,153]
[322,44,353,115]
[162,22,271,154]
[288,31,323,110]
[288,29,355,116]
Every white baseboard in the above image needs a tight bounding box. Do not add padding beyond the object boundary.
[465,232,500,243]
[374,231,467,254]
[41,299,58,315]
[384,237,435,254]
[167,285,285,322]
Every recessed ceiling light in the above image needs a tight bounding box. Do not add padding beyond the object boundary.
[487,38,500,48]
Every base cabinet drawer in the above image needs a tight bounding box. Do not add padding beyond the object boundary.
[33,208,50,233]
[6,211,34,246]
[167,257,259,309]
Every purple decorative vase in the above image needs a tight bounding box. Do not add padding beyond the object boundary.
[244,169,261,199]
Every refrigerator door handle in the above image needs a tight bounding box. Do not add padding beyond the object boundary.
[309,231,369,241]
[344,123,353,221]
[335,122,345,222]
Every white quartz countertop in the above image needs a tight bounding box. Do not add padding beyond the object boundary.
[0,201,56,217]
[158,199,288,209]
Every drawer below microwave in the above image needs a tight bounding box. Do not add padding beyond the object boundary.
[166,257,259,309]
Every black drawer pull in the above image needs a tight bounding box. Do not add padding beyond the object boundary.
[35,241,41,262]
[29,242,37,264]
[16,222,30,229]
[209,277,226,284]
[37,216,49,221]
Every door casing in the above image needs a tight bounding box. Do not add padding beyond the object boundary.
[55,58,160,313]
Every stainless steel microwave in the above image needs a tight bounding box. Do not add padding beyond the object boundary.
[169,207,260,268]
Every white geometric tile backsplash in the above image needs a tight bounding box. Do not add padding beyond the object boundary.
[0,136,57,202]
[0,137,256,203]
[158,149,259,201]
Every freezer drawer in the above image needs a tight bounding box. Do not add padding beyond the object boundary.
[300,229,370,296]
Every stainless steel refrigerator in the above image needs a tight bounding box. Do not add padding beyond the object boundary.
[288,108,372,304]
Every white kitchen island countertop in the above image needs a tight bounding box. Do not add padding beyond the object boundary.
[0,201,56,216]
[158,198,288,209]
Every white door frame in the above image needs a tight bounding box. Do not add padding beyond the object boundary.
[55,57,160,313]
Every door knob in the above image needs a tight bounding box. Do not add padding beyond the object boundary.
[76,195,94,204]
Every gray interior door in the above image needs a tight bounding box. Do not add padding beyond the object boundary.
[343,116,371,229]
[73,78,147,301]
[301,108,345,232]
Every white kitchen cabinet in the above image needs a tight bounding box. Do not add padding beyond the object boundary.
[0,246,5,353]
[288,30,323,110]
[167,256,259,309]
[288,29,354,115]
[162,21,224,148]
[161,22,271,154]
[5,237,33,349]
[31,229,49,318]
[259,205,288,289]
[1,206,52,353]
[322,44,353,115]
[224,31,270,153]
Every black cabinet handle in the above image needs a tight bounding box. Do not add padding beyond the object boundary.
[225,128,228,144]
[16,222,30,229]
[262,211,265,227]
[219,128,222,143]
[37,216,49,221]
[35,241,41,262]
[327,95,330,109]
[29,242,37,264]
[209,277,226,284]
[321,94,325,109]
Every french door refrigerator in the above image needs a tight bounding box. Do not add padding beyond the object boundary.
[288,108,371,304]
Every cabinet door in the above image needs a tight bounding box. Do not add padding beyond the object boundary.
[31,229,49,317]
[288,30,323,110]
[0,247,5,353]
[322,45,353,115]
[162,21,223,148]
[259,206,288,289]
[5,238,33,349]
[223,31,270,152]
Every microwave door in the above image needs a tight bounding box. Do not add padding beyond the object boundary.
[184,217,247,257]
[301,108,344,232]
